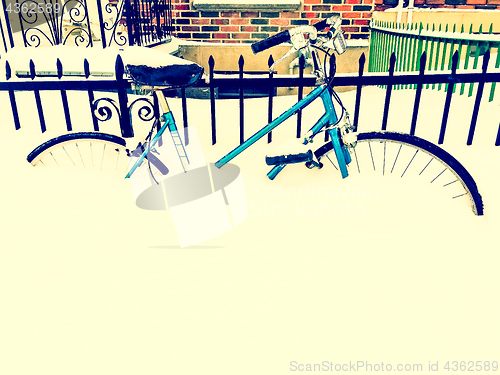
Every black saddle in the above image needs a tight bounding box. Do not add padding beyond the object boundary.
[127,63,204,89]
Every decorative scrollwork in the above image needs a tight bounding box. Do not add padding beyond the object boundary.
[65,0,87,23]
[128,97,156,123]
[103,0,128,47]
[18,0,92,47]
[62,26,92,47]
[61,0,92,47]
[93,98,121,123]
[23,28,49,47]
[18,0,60,46]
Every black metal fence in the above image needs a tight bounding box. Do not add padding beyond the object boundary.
[0,0,173,51]
[181,51,500,147]
[2,50,500,150]
[0,54,158,138]
[124,0,173,47]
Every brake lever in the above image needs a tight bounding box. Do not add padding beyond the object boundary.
[269,47,298,72]
[268,25,318,72]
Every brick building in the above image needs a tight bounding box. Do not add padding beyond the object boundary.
[377,0,500,11]
[171,0,500,43]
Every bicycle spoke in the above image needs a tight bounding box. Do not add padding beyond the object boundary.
[430,168,446,183]
[62,146,75,166]
[353,147,360,173]
[50,152,59,167]
[76,144,85,168]
[419,158,433,175]
[101,144,106,170]
[391,144,402,173]
[368,142,375,171]
[326,154,338,170]
[453,193,467,199]
[443,179,458,187]
[383,141,386,176]
[401,150,418,178]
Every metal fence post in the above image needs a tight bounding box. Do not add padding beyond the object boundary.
[353,53,365,133]
[85,58,100,131]
[467,50,490,146]
[209,55,216,145]
[5,61,20,130]
[381,53,396,131]
[267,55,274,144]
[296,54,305,139]
[438,51,459,145]
[57,58,72,131]
[239,55,245,144]
[116,55,134,138]
[30,60,47,133]
[96,0,107,48]
[410,52,427,136]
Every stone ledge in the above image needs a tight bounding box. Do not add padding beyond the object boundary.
[191,0,302,11]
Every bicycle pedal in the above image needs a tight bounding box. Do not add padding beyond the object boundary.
[266,150,313,165]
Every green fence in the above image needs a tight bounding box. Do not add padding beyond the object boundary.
[369,19,500,101]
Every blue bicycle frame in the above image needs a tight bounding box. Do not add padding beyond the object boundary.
[215,84,352,179]
[125,110,189,179]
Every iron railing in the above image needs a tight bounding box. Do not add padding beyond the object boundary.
[0,55,154,138]
[369,20,500,101]
[2,52,499,152]
[0,0,173,51]
[183,53,500,146]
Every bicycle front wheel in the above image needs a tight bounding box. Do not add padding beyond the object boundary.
[315,131,484,216]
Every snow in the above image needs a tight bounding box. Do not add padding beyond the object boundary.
[2,45,197,80]
[0,46,499,374]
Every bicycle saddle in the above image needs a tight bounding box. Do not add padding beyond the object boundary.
[127,62,204,89]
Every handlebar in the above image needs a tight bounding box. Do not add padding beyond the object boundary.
[250,17,339,54]
[251,30,291,54]
[311,18,330,32]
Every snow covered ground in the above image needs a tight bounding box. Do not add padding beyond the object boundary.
[0,60,499,374]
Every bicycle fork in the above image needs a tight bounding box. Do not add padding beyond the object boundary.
[269,88,352,180]
[326,128,351,179]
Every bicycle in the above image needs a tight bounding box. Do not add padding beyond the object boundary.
[213,16,484,216]
[26,18,484,216]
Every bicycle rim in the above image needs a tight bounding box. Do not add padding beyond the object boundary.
[27,132,129,174]
[316,131,484,216]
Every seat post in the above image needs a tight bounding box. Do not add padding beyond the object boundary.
[155,89,171,114]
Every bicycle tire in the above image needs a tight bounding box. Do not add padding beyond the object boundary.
[314,131,484,216]
[27,132,129,173]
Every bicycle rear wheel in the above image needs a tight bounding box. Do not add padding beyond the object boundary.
[27,132,129,173]
[314,131,484,216]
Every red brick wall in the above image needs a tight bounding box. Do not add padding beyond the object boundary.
[374,0,500,11]
[171,0,500,43]
[172,0,373,42]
